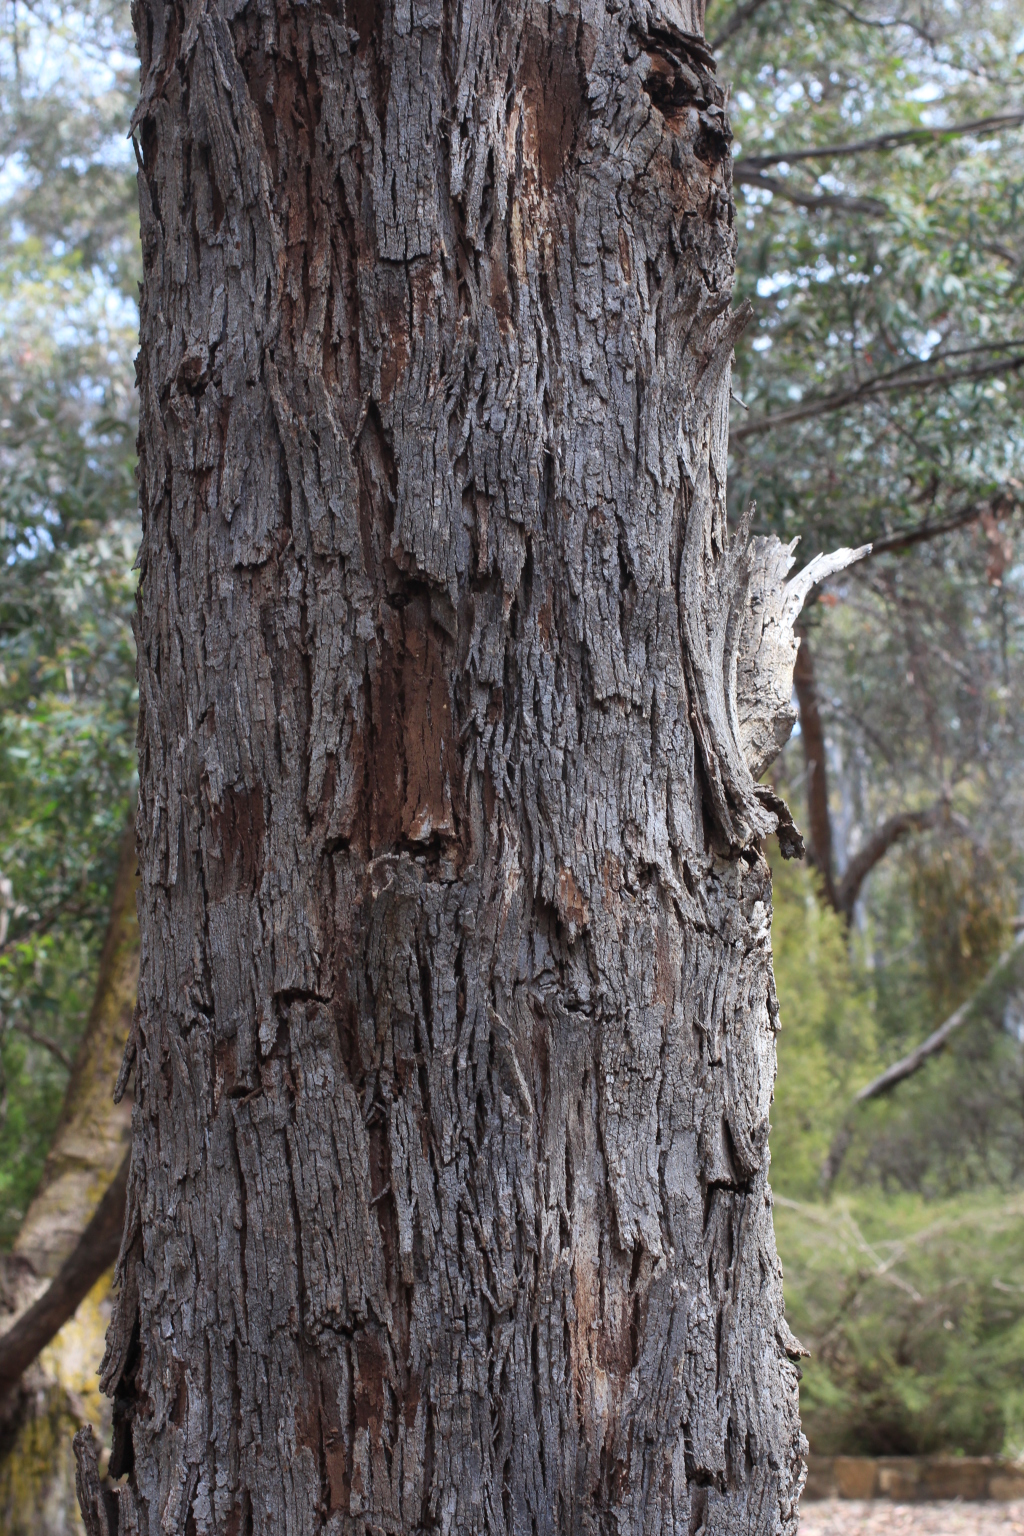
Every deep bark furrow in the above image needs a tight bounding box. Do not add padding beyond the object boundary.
[109,2,819,1531]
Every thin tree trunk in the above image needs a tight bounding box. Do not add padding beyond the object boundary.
[99,7,853,1531]
[792,628,837,911]
[13,820,136,1278]
[0,821,137,1532]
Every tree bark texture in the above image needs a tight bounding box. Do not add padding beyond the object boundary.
[108,2,834,1530]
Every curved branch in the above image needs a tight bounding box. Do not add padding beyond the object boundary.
[708,0,774,50]
[0,1150,129,1396]
[8,1022,73,1072]
[836,803,943,919]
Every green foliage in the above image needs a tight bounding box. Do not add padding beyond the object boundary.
[0,528,137,1243]
[769,853,876,1198]
[0,0,139,1242]
[720,8,1024,1447]
[718,0,1024,987]
[770,861,1024,1455]
[775,1191,1024,1457]
[908,838,1013,1015]
[724,0,1024,549]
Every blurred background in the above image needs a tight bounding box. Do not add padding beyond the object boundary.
[0,0,1023,1527]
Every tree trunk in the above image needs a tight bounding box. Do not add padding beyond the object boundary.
[104,4,829,1530]
[792,628,836,912]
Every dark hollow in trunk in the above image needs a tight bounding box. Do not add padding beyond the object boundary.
[102,2,817,1530]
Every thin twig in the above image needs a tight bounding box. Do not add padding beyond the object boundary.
[734,108,1024,173]
[9,1022,73,1072]
[735,168,887,216]
[733,346,1024,440]
[0,894,88,963]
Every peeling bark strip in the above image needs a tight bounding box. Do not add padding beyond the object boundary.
[110,3,853,1531]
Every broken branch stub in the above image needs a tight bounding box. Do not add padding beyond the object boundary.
[686,513,869,853]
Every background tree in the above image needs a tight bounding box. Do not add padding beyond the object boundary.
[711,0,1024,1192]
[0,822,137,1534]
[720,0,1024,936]
[0,0,139,1243]
[0,5,139,1528]
[710,0,1024,1462]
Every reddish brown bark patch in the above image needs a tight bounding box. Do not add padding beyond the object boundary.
[207,784,266,899]
[520,20,585,191]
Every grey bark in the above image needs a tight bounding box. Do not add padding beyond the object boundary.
[103,4,854,1530]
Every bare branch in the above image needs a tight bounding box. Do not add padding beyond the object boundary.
[859,499,998,560]
[9,1022,73,1072]
[734,108,1024,173]
[708,0,774,51]
[819,0,938,43]
[821,937,1024,1187]
[736,169,887,216]
[854,987,998,1104]
[732,346,1024,440]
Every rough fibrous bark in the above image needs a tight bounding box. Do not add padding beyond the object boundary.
[106,3,852,1529]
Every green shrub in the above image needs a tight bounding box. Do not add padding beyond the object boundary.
[769,858,1024,1457]
[768,853,876,1200]
[774,1192,1024,1457]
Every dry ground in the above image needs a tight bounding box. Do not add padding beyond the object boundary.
[801,1501,1024,1534]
